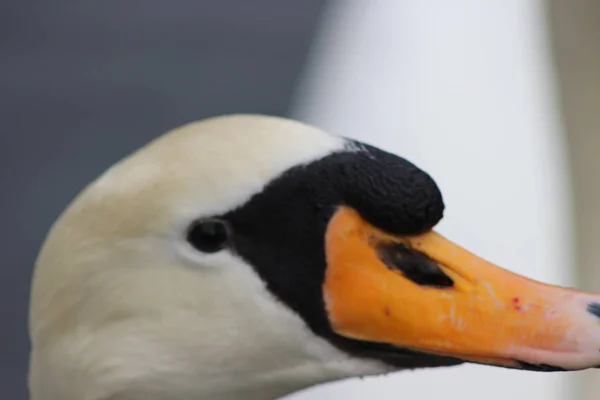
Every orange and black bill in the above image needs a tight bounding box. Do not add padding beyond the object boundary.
[324,206,600,371]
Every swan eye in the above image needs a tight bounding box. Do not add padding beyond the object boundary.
[186,219,231,253]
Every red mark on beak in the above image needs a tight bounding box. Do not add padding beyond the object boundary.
[512,297,522,311]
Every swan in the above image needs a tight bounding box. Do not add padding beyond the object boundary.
[28,114,600,400]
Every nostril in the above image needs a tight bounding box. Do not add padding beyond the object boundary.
[586,302,600,319]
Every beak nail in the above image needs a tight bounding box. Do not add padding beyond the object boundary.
[586,302,600,319]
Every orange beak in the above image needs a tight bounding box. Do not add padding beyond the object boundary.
[324,206,600,370]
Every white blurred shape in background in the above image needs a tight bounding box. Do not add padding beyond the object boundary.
[288,0,576,399]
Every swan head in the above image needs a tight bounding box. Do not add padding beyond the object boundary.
[29,114,600,400]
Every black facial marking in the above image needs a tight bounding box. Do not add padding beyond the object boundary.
[377,242,454,288]
[221,140,452,368]
[339,340,463,369]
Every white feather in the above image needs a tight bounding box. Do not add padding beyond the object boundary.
[29,115,392,400]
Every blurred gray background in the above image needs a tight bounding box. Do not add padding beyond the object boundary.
[1,2,325,398]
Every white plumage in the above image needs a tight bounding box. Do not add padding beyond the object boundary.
[28,115,390,400]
